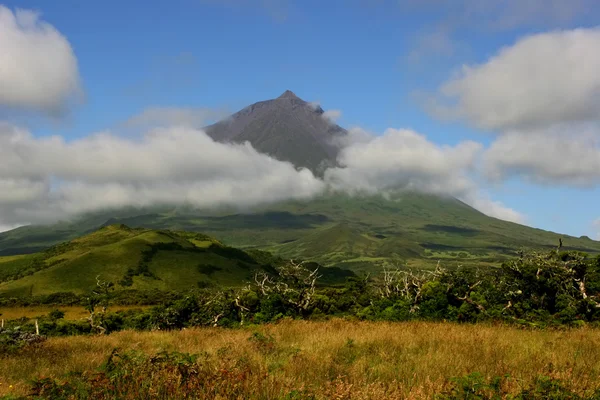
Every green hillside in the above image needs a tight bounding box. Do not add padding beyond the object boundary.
[1,192,600,274]
[80,193,600,269]
[0,225,290,298]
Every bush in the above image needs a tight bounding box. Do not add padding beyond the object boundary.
[0,326,46,354]
[438,373,598,399]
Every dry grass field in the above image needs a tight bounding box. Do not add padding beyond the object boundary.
[2,320,600,398]
[0,305,148,322]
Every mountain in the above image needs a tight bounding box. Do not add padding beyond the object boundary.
[204,90,346,174]
[1,91,600,276]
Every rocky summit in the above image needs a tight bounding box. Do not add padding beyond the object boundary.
[204,90,346,174]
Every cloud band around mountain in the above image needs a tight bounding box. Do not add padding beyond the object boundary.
[0,121,525,229]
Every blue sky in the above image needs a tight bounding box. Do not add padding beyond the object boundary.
[0,0,599,239]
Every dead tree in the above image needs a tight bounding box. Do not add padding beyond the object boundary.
[85,275,113,335]
[378,261,446,312]
[251,259,322,315]
[234,285,252,325]
[456,280,486,312]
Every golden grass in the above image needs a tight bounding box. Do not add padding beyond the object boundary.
[0,305,148,321]
[2,320,600,398]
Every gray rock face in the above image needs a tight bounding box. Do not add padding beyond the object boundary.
[203,90,346,175]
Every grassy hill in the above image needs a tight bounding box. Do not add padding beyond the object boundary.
[0,225,297,298]
[1,192,600,274]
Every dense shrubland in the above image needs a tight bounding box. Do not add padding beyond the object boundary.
[3,247,600,343]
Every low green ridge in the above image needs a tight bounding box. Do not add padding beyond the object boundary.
[0,225,316,298]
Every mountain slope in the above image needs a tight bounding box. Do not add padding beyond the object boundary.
[3,192,598,277]
[247,192,600,269]
[204,90,346,174]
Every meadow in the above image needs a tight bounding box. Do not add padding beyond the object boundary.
[2,320,600,399]
[0,305,148,321]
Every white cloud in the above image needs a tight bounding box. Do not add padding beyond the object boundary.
[593,218,600,240]
[433,27,600,131]
[464,193,526,224]
[483,129,600,186]
[0,223,21,233]
[322,109,342,124]
[466,0,592,32]
[307,101,325,114]
[0,6,81,115]
[122,107,229,130]
[0,124,325,226]
[403,0,595,62]
[407,27,460,63]
[323,128,524,222]
[0,178,48,204]
[0,121,525,228]
[329,126,372,149]
[427,27,600,189]
[325,128,480,195]
[402,0,593,29]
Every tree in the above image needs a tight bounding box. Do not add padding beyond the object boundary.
[253,259,322,317]
[85,276,114,334]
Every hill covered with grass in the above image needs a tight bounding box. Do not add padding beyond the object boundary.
[0,224,339,298]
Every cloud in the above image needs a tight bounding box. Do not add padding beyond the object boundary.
[464,193,527,224]
[0,6,81,115]
[432,28,600,131]
[122,107,229,130]
[307,101,320,110]
[427,27,600,188]
[325,128,480,195]
[403,0,596,61]
[0,178,48,204]
[401,0,592,28]
[0,223,21,234]
[407,26,462,63]
[323,128,524,222]
[0,120,525,228]
[466,0,593,32]
[329,127,372,149]
[0,124,325,226]
[322,109,342,124]
[593,218,600,240]
[483,129,600,186]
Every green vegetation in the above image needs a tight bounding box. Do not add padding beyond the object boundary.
[2,193,599,273]
[0,224,348,298]
[0,254,41,282]
[2,246,600,338]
